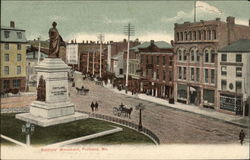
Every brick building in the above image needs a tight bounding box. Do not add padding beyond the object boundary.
[128,40,174,99]
[0,21,27,92]
[173,17,250,110]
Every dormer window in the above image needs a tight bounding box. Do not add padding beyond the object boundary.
[4,31,10,38]
[17,32,22,39]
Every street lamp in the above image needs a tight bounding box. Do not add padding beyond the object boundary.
[21,122,35,146]
[135,103,145,131]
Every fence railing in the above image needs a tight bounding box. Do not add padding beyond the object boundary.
[77,110,160,145]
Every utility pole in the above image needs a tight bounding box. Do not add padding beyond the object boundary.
[37,36,41,64]
[97,34,105,78]
[87,51,89,73]
[92,52,95,76]
[124,23,135,93]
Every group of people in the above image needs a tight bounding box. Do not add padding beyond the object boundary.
[90,101,99,112]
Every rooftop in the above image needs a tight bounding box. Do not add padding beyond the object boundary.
[130,41,172,52]
[219,39,250,52]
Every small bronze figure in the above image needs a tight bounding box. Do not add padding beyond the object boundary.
[37,76,46,101]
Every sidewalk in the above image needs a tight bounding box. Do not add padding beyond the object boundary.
[104,83,249,128]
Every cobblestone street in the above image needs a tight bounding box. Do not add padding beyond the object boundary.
[1,80,248,144]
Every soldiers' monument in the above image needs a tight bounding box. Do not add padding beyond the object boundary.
[16,22,88,127]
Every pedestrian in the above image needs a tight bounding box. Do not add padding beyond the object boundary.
[90,101,94,112]
[95,101,99,111]
[239,129,245,145]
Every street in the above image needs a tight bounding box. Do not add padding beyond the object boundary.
[70,80,248,144]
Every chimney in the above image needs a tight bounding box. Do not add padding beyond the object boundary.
[86,40,88,44]
[82,40,84,44]
[10,21,15,28]
[227,16,235,25]
[71,40,74,43]
[150,40,154,45]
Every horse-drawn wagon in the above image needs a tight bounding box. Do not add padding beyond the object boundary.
[113,103,133,118]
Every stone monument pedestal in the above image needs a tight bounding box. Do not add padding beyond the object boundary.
[16,58,88,127]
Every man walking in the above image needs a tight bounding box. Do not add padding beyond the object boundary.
[90,101,94,112]
[239,129,245,145]
[95,101,99,111]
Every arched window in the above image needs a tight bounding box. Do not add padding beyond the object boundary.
[180,32,183,41]
[183,50,187,61]
[196,50,200,62]
[189,31,192,40]
[191,50,195,61]
[177,32,179,41]
[178,49,182,61]
[204,49,210,63]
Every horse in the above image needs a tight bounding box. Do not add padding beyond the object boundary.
[122,107,133,119]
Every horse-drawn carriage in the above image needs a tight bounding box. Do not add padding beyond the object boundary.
[76,86,89,95]
[113,103,133,118]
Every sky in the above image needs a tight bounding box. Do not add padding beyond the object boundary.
[1,0,250,43]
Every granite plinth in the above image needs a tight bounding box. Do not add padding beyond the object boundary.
[16,112,88,127]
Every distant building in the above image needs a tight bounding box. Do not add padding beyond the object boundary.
[128,40,174,98]
[218,39,250,116]
[173,16,250,110]
[26,46,48,86]
[111,52,124,79]
[0,21,27,92]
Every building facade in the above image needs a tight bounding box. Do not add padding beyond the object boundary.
[173,17,250,110]
[1,21,27,92]
[218,39,250,116]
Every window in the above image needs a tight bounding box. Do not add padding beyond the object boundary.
[178,67,182,79]
[196,68,200,81]
[169,71,173,81]
[17,32,22,39]
[196,51,200,62]
[221,80,227,91]
[236,67,242,77]
[180,32,183,41]
[4,31,10,38]
[211,69,215,84]
[119,69,123,74]
[212,30,216,40]
[141,55,143,63]
[3,80,10,89]
[4,54,9,61]
[156,69,159,79]
[204,69,209,83]
[176,32,179,41]
[146,55,149,64]
[151,56,154,64]
[205,50,209,63]
[193,31,196,40]
[236,81,242,93]
[17,66,21,74]
[169,56,173,66]
[163,71,166,81]
[236,54,242,62]
[17,54,22,61]
[203,30,206,40]
[191,68,194,81]
[208,30,211,40]
[178,50,182,61]
[191,50,195,61]
[221,54,227,62]
[183,50,187,61]
[185,32,188,41]
[13,79,21,88]
[211,52,215,63]
[163,56,166,65]
[17,44,21,50]
[189,31,192,40]
[4,43,9,50]
[198,31,202,40]
[221,66,227,76]
[156,56,159,65]
[4,66,9,75]
[203,89,215,104]
[183,67,187,80]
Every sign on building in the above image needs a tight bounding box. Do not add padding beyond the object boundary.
[66,44,78,65]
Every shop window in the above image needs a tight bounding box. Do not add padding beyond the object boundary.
[178,84,187,99]
[3,80,10,89]
[13,79,21,88]
[203,89,215,104]
[4,54,9,61]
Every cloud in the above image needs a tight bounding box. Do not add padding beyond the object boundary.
[161,1,223,23]
[235,18,249,26]
[103,17,134,25]
[196,1,222,15]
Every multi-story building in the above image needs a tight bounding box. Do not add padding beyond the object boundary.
[1,21,27,92]
[174,17,250,110]
[127,40,174,99]
[218,39,250,116]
